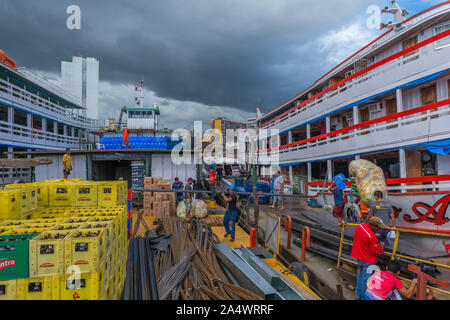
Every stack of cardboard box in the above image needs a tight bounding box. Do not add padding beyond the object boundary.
[143,177,176,219]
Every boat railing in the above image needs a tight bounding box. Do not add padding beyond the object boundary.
[17,67,82,106]
[0,77,95,129]
[261,27,450,131]
[0,118,80,148]
[308,175,450,196]
[266,98,450,163]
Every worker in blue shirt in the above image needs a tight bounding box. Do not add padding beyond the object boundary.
[328,181,345,226]
[172,177,184,203]
[223,185,238,242]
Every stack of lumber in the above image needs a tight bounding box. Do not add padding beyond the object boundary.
[143,177,176,219]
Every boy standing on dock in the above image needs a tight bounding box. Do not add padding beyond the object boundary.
[223,185,238,242]
[63,148,72,179]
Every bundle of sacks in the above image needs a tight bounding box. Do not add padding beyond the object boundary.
[349,159,387,205]
[176,200,208,219]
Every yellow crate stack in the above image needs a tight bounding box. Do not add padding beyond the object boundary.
[0,178,129,300]
[29,230,72,277]
[0,189,20,220]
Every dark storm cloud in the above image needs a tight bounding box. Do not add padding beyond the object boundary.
[0,0,372,112]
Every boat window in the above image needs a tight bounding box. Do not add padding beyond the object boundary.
[47,119,54,132]
[0,105,8,122]
[57,123,64,135]
[32,115,42,131]
[13,109,27,127]
[402,35,418,58]
[435,23,450,49]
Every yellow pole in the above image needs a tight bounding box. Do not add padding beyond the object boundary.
[391,231,400,260]
[336,224,346,268]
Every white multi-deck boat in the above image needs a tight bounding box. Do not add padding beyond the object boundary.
[257,1,450,234]
[0,50,97,183]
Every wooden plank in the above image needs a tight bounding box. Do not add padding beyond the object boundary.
[0,158,53,167]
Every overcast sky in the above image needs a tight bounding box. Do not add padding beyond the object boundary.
[0,0,436,129]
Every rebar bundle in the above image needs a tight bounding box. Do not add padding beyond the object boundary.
[125,217,263,300]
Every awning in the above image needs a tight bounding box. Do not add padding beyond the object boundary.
[422,139,450,156]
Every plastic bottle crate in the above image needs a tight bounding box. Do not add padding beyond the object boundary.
[64,217,91,224]
[5,185,38,212]
[98,183,122,207]
[83,221,113,256]
[97,211,126,234]
[16,276,55,300]
[51,223,85,232]
[35,183,49,207]
[106,274,116,300]
[0,189,20,220]
[22,223,57,231]
[14,189,31,218]
[2,228,47,236]
[0,233,39,280]
[54,267,107,300]
[29,230,73,277]
[48,183,74,207]
[0,279,16,300]
[0,220,28,227]
[64,228,106,274]
[73,211,98,219]
[88,216,116,234]
[0,226,16,235]
[104,253,114,282]
[27,218,66,224]
[73,183,98,207]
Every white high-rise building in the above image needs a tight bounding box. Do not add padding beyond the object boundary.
[61,56,99,120]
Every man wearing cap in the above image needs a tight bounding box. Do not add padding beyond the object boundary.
[351,216,386,300]
[223,185,238,241]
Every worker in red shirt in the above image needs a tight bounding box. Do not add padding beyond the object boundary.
[444,240,450,255]
[364,260,417,300]
[351,216,386,299]
[208,167,217,200]
[122,127,129,149]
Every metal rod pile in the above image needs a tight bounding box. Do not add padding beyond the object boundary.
[125,218,263,300]
[123,232,160,300]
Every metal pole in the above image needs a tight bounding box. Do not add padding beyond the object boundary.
[133,188,308,198]
[252,160,258,246]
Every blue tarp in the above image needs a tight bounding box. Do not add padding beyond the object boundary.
[422,139,450,156]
